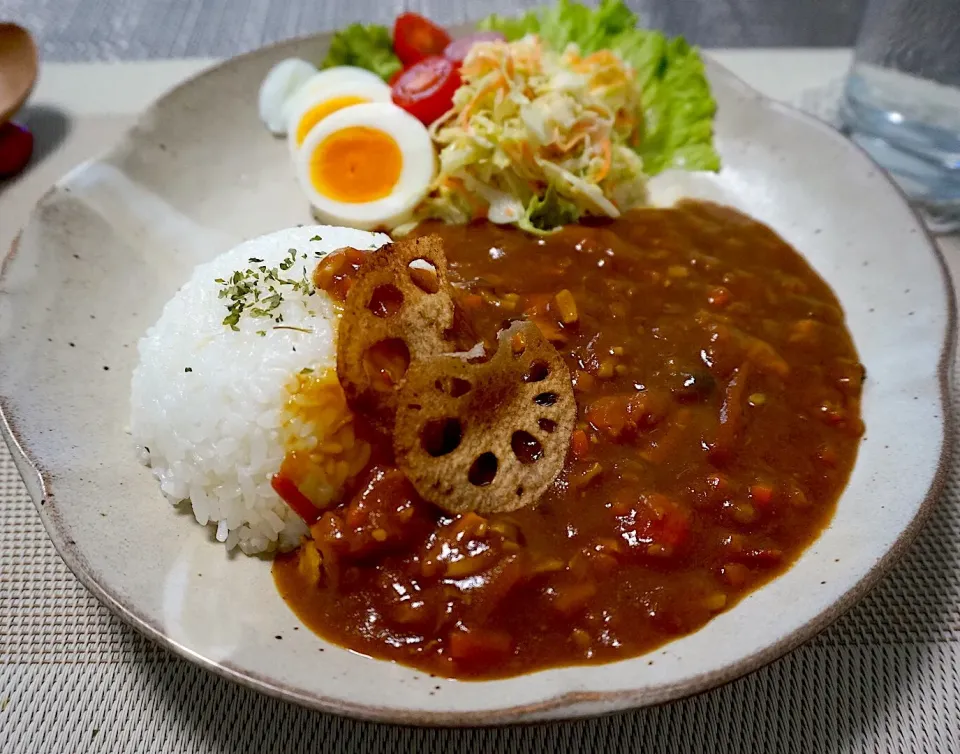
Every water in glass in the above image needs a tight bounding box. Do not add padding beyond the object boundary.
[840,0,960,232]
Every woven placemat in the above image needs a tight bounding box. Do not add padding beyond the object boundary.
[1,83,959,754]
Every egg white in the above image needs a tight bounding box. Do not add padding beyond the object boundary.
[283,68,392,151]
[294,102,437,231]
[258,58,318,136]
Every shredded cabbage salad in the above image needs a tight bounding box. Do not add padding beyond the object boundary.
[322,1,720,235]
[397,36,648,235]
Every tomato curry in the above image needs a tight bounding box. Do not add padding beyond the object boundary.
[273,201,864,680]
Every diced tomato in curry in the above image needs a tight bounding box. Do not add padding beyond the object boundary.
[274,201,864,680]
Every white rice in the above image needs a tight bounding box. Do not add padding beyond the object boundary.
[130,225,390,554]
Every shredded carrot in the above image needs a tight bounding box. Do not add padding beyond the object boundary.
[501,142,526,166]
[557,130,588,153]
[584,50,620,67]
[462,50,504,78]
[594,139,612,181]
[459,73,506,128]
[571,50,621,73]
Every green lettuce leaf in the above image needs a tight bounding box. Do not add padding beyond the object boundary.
[480,0,634,52]
[538,0,635,53]
[521,184,582,234]
[480,0,719,175]
[321,23,402,81]
[625,37,720,174]
[477,9,541,41]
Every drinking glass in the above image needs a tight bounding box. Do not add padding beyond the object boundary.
[840,0,960,233]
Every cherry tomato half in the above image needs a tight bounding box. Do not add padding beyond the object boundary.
[391,55,461,125]
[0,122,33,177]
[393,12,452,67]
[443,31,507,65]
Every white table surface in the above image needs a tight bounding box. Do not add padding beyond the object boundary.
[2,50,959,754]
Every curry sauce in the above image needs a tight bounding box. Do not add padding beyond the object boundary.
[274,201,864,679]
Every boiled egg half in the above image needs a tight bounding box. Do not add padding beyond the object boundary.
[258,58,318,135]
[285,67,392,156]
[294,102,436,230]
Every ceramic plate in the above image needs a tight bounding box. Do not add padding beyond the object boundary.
[0,32,954,724]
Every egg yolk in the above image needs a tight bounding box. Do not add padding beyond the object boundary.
[295,95,369,146]
[309,126,403,204]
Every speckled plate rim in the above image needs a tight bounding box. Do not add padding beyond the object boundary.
[0,34,955,726]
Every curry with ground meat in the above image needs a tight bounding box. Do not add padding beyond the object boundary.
[273,200,864,680]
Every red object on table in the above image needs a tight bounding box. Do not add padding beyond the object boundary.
[0,121,33,177]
